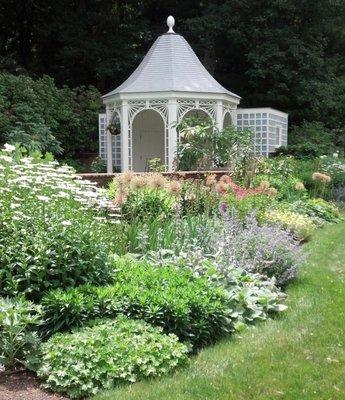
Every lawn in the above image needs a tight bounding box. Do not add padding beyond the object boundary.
[95,221,345,400]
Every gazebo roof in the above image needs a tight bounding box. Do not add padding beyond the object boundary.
[103,16,240,99]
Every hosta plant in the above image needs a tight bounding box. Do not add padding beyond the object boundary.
[38,316,188,398]
[281,198,342,224]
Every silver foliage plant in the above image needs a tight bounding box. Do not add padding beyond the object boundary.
[209,211,303,287]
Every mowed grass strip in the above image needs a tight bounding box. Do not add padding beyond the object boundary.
[94,222,345,400]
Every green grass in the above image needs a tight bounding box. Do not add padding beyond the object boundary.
[94,222,345,400]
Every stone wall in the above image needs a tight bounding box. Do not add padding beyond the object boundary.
[77,171,228,187]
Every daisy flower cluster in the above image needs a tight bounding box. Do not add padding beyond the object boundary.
[0,144,117,215]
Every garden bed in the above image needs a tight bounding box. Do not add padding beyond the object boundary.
[0,144,344,399]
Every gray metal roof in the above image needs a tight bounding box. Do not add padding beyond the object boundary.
[103,33,240,98]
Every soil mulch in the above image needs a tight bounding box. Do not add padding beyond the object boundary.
[0,371,67,400]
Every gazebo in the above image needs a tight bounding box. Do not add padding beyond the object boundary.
[101,16,241,173]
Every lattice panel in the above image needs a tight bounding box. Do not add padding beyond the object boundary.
[99,113,121,168]
[99,114,106,160]
[177,99,216,120]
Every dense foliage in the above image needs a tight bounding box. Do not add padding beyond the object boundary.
[41,258,233,348]
[0,147,343,397]
[38,316,188,398]
[176,117,253,171]
[0,74,101,157]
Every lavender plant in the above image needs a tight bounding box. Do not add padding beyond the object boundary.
[210,212,303,287]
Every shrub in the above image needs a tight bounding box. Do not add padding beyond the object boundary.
[0,297,42,370]
[41,259,232,349]
[275,143,321,158]
[140,247,288,320]
[0,73,101,157]
[109,173,177,221]
[0,146,118,300]
[179,179,220,216]
[289,122,333,156]
[251,157,309,201]
[176,116,253,171]
[38,316,188,399]
[225,192,275,221]
[264,209,316,240]
[90,156,107,173]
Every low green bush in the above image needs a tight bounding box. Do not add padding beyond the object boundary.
[37,316,188,399]
[0,297,42,370]
[41,259,231,349]
[180,179,220,216]
[226,192,275,221]
[288,122,333,156]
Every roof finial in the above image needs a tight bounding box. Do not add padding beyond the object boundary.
[167,16,175,33]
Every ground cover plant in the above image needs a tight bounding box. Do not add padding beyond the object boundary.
[38,316,189,398]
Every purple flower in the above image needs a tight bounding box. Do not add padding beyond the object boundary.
[219,202,229,215]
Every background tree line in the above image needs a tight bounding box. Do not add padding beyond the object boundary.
[0,0,344,159]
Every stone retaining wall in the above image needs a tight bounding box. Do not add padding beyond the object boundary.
[77,171,228,187]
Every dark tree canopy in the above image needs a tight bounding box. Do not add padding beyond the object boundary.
[1,0,345,151]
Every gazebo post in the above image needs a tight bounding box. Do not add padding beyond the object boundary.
[168,98,178,171]
[216,100,223,131]
[105,105,113,173]
[120,100,130,172]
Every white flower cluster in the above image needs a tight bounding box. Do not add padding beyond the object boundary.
[321,159,345,174]
[0,144,119,220]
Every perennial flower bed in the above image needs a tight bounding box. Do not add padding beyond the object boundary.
[0,143,343,399]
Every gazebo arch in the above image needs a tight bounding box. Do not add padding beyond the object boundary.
[223,112,233,129]
[101,16,241,172]
[180,107,213,122]
[132,109,165,171]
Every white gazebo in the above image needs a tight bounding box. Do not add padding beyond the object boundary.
[100,16,241,173]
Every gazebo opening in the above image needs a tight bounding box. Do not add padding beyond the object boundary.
[132,109,165,172]
[223,112,232,128]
